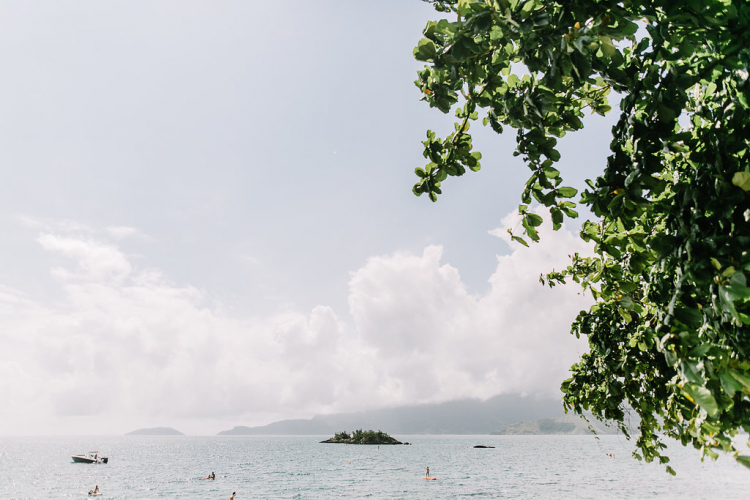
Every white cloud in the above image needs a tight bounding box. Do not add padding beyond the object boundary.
[37,233,132,283]
[106,225,140,240]
[347,207,593,406]
[0,210,594,435]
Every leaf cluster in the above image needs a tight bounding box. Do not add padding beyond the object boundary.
[328,429,400,444]
[414,0,750,472]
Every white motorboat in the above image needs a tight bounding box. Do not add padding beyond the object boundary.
[71,451,108,464]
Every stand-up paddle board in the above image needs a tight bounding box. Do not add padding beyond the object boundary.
[88,493,102,496]
[421,476,437,480]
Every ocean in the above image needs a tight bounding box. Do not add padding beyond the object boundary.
[1,435,748,499]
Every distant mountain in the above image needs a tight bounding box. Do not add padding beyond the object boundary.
[494,415,620,435]
[126,427,184,436]
[218,394,568,435]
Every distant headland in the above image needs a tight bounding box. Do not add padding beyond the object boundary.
[491,416,619,435]
[126,427,184,436]
[217,394,569,435]
[320,430,403,445]
[216,394,626,437]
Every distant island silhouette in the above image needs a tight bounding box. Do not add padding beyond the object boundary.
[492,416,618,435]
[126,427,184,436]
[219,394,566,435]
[217,394,624,436]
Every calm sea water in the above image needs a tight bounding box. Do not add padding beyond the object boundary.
[1,435,748,499]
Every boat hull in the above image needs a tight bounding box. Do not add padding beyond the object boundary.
[72,455,108,464]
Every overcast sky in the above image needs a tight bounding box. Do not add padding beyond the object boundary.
[0,1,617,436]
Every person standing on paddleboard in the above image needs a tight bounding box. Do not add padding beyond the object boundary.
[426,466,430,477]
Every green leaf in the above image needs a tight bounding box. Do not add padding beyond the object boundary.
[737,455,750,469]
[543,165,560,179]
[522,216,540,241]
[561,206,578,218]
[618,307,632,323]
[511,235,529,247]
[414,38,437,61]
[720,370,742,397]
[457,0,472,12]
[732,172,750,192]
[719,286,741,321]
[729,371,750,392]
[599,37,617,58]
[526,213,543,227]
[737,91,749,110]
[682,384,718,416]
[674,307,703,327]
[618,295,634,310]
[551,207,563,229]
[688,344,711,358]
[556,186,578,198]
[679,360,705,385]
[723,281,750,301]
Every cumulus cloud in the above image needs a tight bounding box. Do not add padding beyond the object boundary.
[37,233,133,283]
[348,208,593,406]
[0,210,594,435]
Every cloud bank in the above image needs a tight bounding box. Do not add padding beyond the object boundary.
[0,211,593,435]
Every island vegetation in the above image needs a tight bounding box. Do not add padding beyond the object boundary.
[320,429,403,445]
[412,0,750,473]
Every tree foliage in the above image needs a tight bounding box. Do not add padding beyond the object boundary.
[323,430,402,445]
[412,0,750,472]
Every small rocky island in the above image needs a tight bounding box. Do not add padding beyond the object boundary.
[320,430,403,445]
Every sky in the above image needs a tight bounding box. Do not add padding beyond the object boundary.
[0,1,618,436]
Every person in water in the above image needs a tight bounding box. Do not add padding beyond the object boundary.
[230,492,236,500]
[88,485,99,494]
[212,471,216,480]
[426,466,430,477]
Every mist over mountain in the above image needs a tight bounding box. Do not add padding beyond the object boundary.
[219,394,568,435]
[126,427,184,436]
